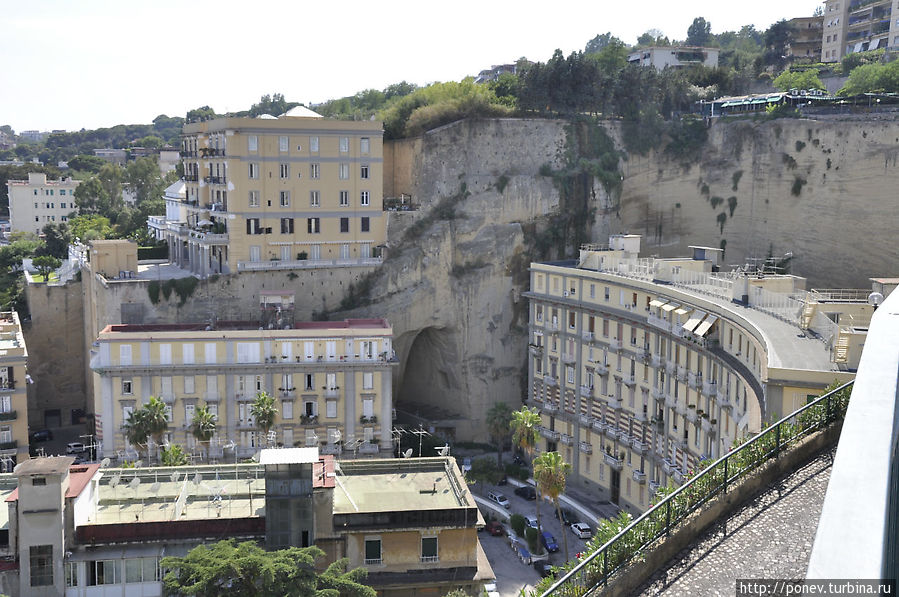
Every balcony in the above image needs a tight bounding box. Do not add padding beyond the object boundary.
[651,354,663,368]
[582,331,595,342]
[634,410,647,422]
[592,420,606,433]
[622,374,636,387]
[594,363,609,376]
[676,366,687,381]
[634,347,649,361]
[0,410,16,421]
[0,440,16,451]
[607,396,624,410]
[665,361,677,375]
[543,403,558,415]
[649,480,661,494]
[687,373,700,390]
[632,438,646,453]
[546,320,560,332]
[539,427,561,441]
[661,458,674,474]
[359,442,380,455]
[604,452,623,471]
[529,344,543,356]
[633,470,647,484]
[561,352,576,364]
[717,391,731,408]
[702,380,717,396]
[579,441,593,454]
[701,417,717,435]
[324,388,340,399]
[686,405,698,422]
[203,175,227,185]
[652,387,666,402]
[579,385,594,398]
[605,427,619,440]
[560,434,574,446]
[665,394,677,409]
[543,375,557,387]
[0,381,15,391]
[320,444,341,455]
[647,314,671,332]
[609,339,622,352]
[579,414,593,427]
[672,470,685,484]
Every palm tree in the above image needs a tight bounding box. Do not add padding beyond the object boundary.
[123,408,150,461]
[486,402,513,468]
[190,404,217,461]
[511,406,542,531]
[533,451,573,561]
[143,396,170,461]
[250,391,277,447]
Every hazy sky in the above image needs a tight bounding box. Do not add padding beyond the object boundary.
[3,0,821,132]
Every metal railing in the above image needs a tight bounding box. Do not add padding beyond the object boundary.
[541,380,853,597]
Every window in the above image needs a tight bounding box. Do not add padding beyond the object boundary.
[65,562,79,587]
[61,202,66,208]
[305,373,314,390]
[120,344,132,366]
[279,163,289,179]
[122,379,133,395]
[307,218,320,234]
[421,536,438,563]
[279,135,289,152]
[339,190,349,206]
[248,135,258,152]
[310,163,320,179]
[364,538,382,564]
[340,217,349,233]
[280,218,294,234]
[30,545,53,586]
[363,372,374,389]
[339,136,349,153]
[363,397,374,417]
[360,137,370,153]
[304,400,316,417]
[159,344,172,365]
[309,136,319,152]
[361,217,370,232]
[248,163,259,179]
[279,191,290,207]
[185,403,195,425]
[566,366,575,384]
[282,400,293,419]
[339,163,349,179]
[360,190,370,206]
[88,560,119,586]
[326,400,337,418]
[360,165,370,179]
[125,558,159,583]
[184,376,195,394]
[246,218,261,235]
[182,343,195,365]
[310,190,320,207]
[249,190,260,207]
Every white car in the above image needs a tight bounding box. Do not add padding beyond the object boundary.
[571,522,593,539]
[66,442,86,454]
[525,514,540,530]
[487,491,510,509]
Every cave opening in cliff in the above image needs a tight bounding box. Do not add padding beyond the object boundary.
[396,326,463,421]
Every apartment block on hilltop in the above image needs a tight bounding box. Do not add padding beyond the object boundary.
[89,317,396,462]
[822,0,897,62]
[626,46,719,70]
[6,173,79,235]
[526,235,864,514]
[153,107,385,278]
[786,16,825,61]
[0,452,489,597]
[0,313,29,472]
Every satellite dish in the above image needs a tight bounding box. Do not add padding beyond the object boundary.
[170,471,181,483]
[150,482,161,494]
[403,448,413,458]
[868,292,884,308]
[437,445,450,457]
[109,472,121,488]
[193,473,203,486]
[133,461,143,469]
[100,458,111,468]
[129,477,140,490]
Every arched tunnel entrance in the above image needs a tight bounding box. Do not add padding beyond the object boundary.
[394,326,468,435]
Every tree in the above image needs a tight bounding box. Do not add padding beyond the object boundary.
[123,408,150,460]
[250,391,277,446]
[510,406,542,531]
[160,444,188,466]
[249,93,297,118]
[486,402,513,467]
[762,20,794,70]
[533,451,573,561]
[686,17,713,47]
[840,59,899,95]
[37,223,70,259]
[637,29,669,48]
[139,396,170,460]
[67,154,106,174]
[134,135,164,149]
[161,539,376,597]
[31,255,61,280]
[190,405,217,461]
[584,32,621,54]
[773,68,824,92]
[67,214,113,242]
[186,105,216,123]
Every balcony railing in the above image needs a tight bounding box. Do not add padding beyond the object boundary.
[579,441,593,454]
[603,453,623,470]
[560,434,574,446]
[579,385,593,398]
[420,555,439,563]
[364,558,382,566]
[543,403,558,414]
[651,354,663,368]
[582,331,595,341]
[544,375,557,387]
[607,396,624,410]
[702,380,717,396]
[324,388,339,399]
[0,411,17,421]
[561,352,576,364]
[579,414,593,427]
[632,438,646,453]
[622,374,636,387]
[605,427,619,441]
[592,420,606,433]
[237,256,384,272]
[594,363,609,376]
[541,381,854,597]
[0,440,16,451]
[652,388,666,402]
[609,339,622,352]
[633,470,647,484]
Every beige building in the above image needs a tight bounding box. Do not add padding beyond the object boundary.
[526,236,862,514]
[822,0,896,62]
[626,46,719,70]
[0,313,29,471]
[89,317,396,461]
[6,173,79,235]
[157,107,385,277]
[786,16,824,61]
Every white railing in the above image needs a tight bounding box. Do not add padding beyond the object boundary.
[670,269,737,300]
[748,284,805,324]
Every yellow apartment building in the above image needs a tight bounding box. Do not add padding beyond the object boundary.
[0,312,30,470]
[6,173,80,235]
[155,107,385,277]
[526,236,861,514]
[89,318,396,461]
[822,0,896,62]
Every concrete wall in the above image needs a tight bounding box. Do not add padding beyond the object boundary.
[24,280,86,427]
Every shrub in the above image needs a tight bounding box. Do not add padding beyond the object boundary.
[509,513,526,537]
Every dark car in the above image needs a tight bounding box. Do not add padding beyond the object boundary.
[541,531,559,552]
[29,429,52,442]
[485,521,505,536]
[556,507,576,526]
[514,485,537,500]
[534,561,555,578]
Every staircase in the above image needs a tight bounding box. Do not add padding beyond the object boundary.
[833,328,851,364]
[800,301,817,330]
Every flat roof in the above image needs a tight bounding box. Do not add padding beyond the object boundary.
[99,318,391,335]
[14,456,75,476]
[333,458,470,514]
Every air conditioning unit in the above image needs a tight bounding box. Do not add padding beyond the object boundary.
[563,291,570,297]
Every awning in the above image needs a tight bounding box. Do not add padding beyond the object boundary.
[649,299,667,308]
[683,311,707,333]
[661,303,679,312]
[674,307,689,315]
[695,315,718,337]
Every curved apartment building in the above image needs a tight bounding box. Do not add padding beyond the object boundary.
[525,235,862,514]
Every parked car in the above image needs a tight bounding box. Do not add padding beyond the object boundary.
[571,522,593,539]
[556,507,576,526]
[29,429,52,442]
[514,485,537,500]
[485,521,505,536]
[496,475,508,485]
[525,514,540,530]
[66,442,86,454]
[487,491,510,509]
[541,531,559,552]
[513,453,526,466]
[534,560,555,578]
[515,543,532,565]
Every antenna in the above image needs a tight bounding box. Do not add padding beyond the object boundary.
[436,444,450,457]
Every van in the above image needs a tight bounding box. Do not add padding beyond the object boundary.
[487,491,510,509]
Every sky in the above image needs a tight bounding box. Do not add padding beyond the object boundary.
[2,0,822,132]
